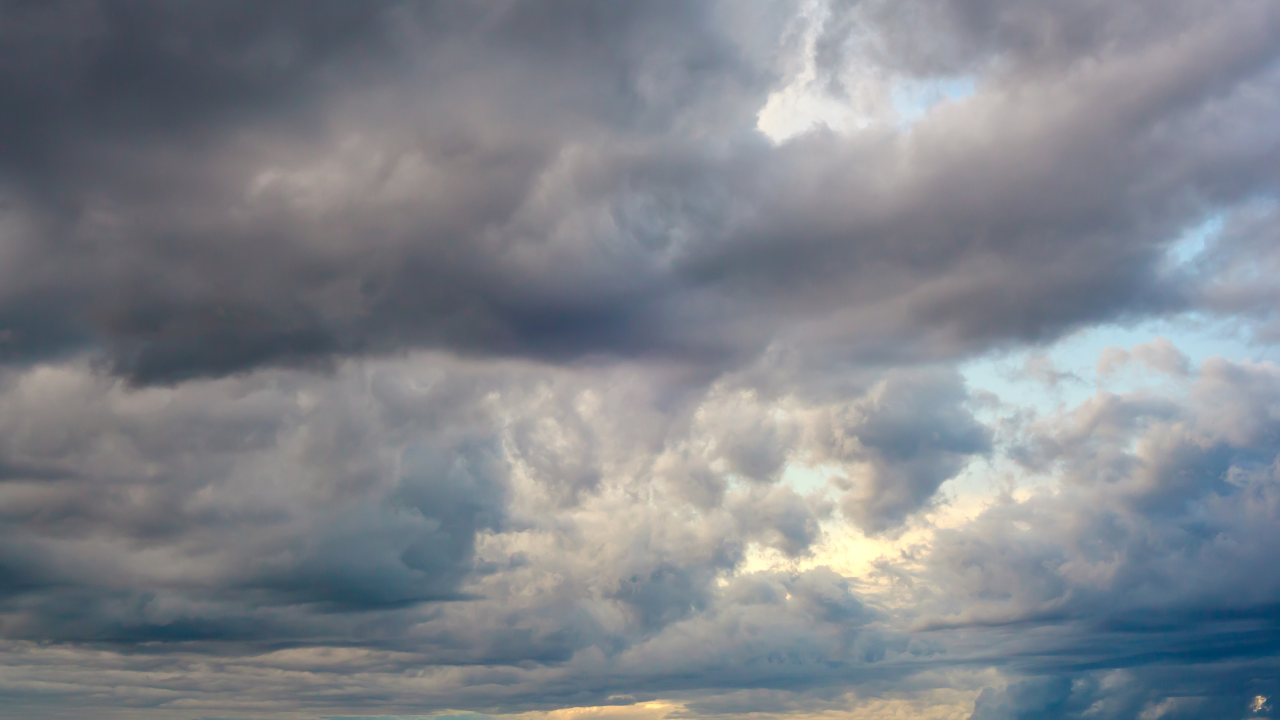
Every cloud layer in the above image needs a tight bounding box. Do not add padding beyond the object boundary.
[0,1,1278,718]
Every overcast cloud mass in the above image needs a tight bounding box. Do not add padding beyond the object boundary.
[0,1,1279,718]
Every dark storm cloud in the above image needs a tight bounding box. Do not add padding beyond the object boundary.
[0,0,776,380]
[0,0,1274,383]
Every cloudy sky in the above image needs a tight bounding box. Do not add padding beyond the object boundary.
[0,1,1279,719]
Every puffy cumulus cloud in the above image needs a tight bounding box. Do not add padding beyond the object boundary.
[0,353,993,717]
[903,356,1280,717]
[813,370,991,533]
[1097,337,1191,378]
[0,0,1278,718]
[12,346,1279,719]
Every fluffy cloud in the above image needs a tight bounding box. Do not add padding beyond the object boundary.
[0,0,1278,718]
[908,357,1280,718]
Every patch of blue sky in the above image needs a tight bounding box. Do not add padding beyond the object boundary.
[961,314,1270,423]
[891,75,976,128]
[785,191,1274,512]
[942,316,1250,504]
[781,311,1272,500]
[1165,212,1225,266]
[961,210,1275,419]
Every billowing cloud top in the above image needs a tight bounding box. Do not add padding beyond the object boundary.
[0,1,1278,719]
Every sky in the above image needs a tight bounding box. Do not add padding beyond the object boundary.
[0,1,1278,719]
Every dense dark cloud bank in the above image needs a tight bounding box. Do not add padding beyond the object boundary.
[0,1,1278,718]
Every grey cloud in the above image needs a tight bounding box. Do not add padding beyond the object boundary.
[815,370,990,532]
[903,357,1280,715]
[0,351,969,716]
[610,562,714,632]
[707,402,795,484]
[0,358,513,647]
[1199,200,1280,343]
[824,0,1273,81]
[0,351,1274,715]
[967,671,1278,720]
[0,0,1274,383]
[728,485,823,557]
[643,367,987,536]
[0,0,1278,717]
[967,677,1074,720]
